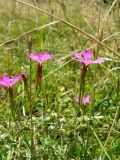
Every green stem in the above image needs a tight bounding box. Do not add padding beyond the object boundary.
[10,102,36,158]
[8,88,14,105]
[79,64,87,114]
[78,65,88,158]
[28,36,34,153]
[36,63,42,91]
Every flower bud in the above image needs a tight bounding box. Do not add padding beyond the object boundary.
[21,73,29,97]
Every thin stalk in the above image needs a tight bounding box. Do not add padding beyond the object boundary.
[92,0,102,117]
[116,79,120,97]
[0,21,60,48]
[36,63,42,91]
[8,88,14,105]
[84,117,91,160]
[10,101,36,158]
[28,36,34,153]
[16,0,120,58]
[79,65,87,113]
[78,65,87,158]
[96,0,101,58]
[98,106,119,159]
[90,127,111,160]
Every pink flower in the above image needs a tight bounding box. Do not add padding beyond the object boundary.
[74,96,79,103]
[82,94,92,106]
[74,94,92,106]
[72,49,108,67]
[29,52,53,63]
[29,52,53,90]
[0,74,21,104]
[0,75,21,89]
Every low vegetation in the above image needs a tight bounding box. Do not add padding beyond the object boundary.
[0,0,120,159]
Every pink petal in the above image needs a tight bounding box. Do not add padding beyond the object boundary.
[72,52,84,62]
[83,49,92,61]
[2,75,10,83]
[74,96,79,103]
[39,52,53,63]
[83,61,92,66]
[0,80,8,88]
[92,58,108,64]
[82,94,92,105]
[29,53,40,63]
[12,75,21,85]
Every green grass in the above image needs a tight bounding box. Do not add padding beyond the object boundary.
[0,0,120,159]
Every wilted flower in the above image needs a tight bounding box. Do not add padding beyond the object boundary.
[74,94,92,106]
[0,74,21,104]
[72,49,108,68]
[29,52,53,89]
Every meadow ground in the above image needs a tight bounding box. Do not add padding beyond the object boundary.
[0,0,120,159]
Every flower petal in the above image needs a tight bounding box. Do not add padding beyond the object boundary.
[12,75,21,85]
[82,94,92,105]
[83,49,92,61]
[39,52,53,63]
[2,75,10,83]
[72,52,84,62]
[92,58,108,64]
[74,96,79,103]
[29,53,40,63]
[0,80,8,88]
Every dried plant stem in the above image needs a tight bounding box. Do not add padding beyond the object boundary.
[94,67,120,88]
[0,21,60,47]
[102,0,117,22]
[16,0,120,58]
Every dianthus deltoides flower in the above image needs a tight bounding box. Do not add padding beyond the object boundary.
[0,75,21,104]
[29,52,53,89]
[72,49,108,68]
[74,94,92,106]
[72,49,108,108]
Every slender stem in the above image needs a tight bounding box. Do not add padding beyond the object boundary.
[10,101,36,158]
[0,21,60,48]
[28,36,34,152]
[91,127,111,160]
[79,65,87,113]
[8,88,14,105]
[98,106,119,159]
[36,63,42,91]
[16,0,120,58]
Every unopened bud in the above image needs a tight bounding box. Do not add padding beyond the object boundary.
[21,73,29,97]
